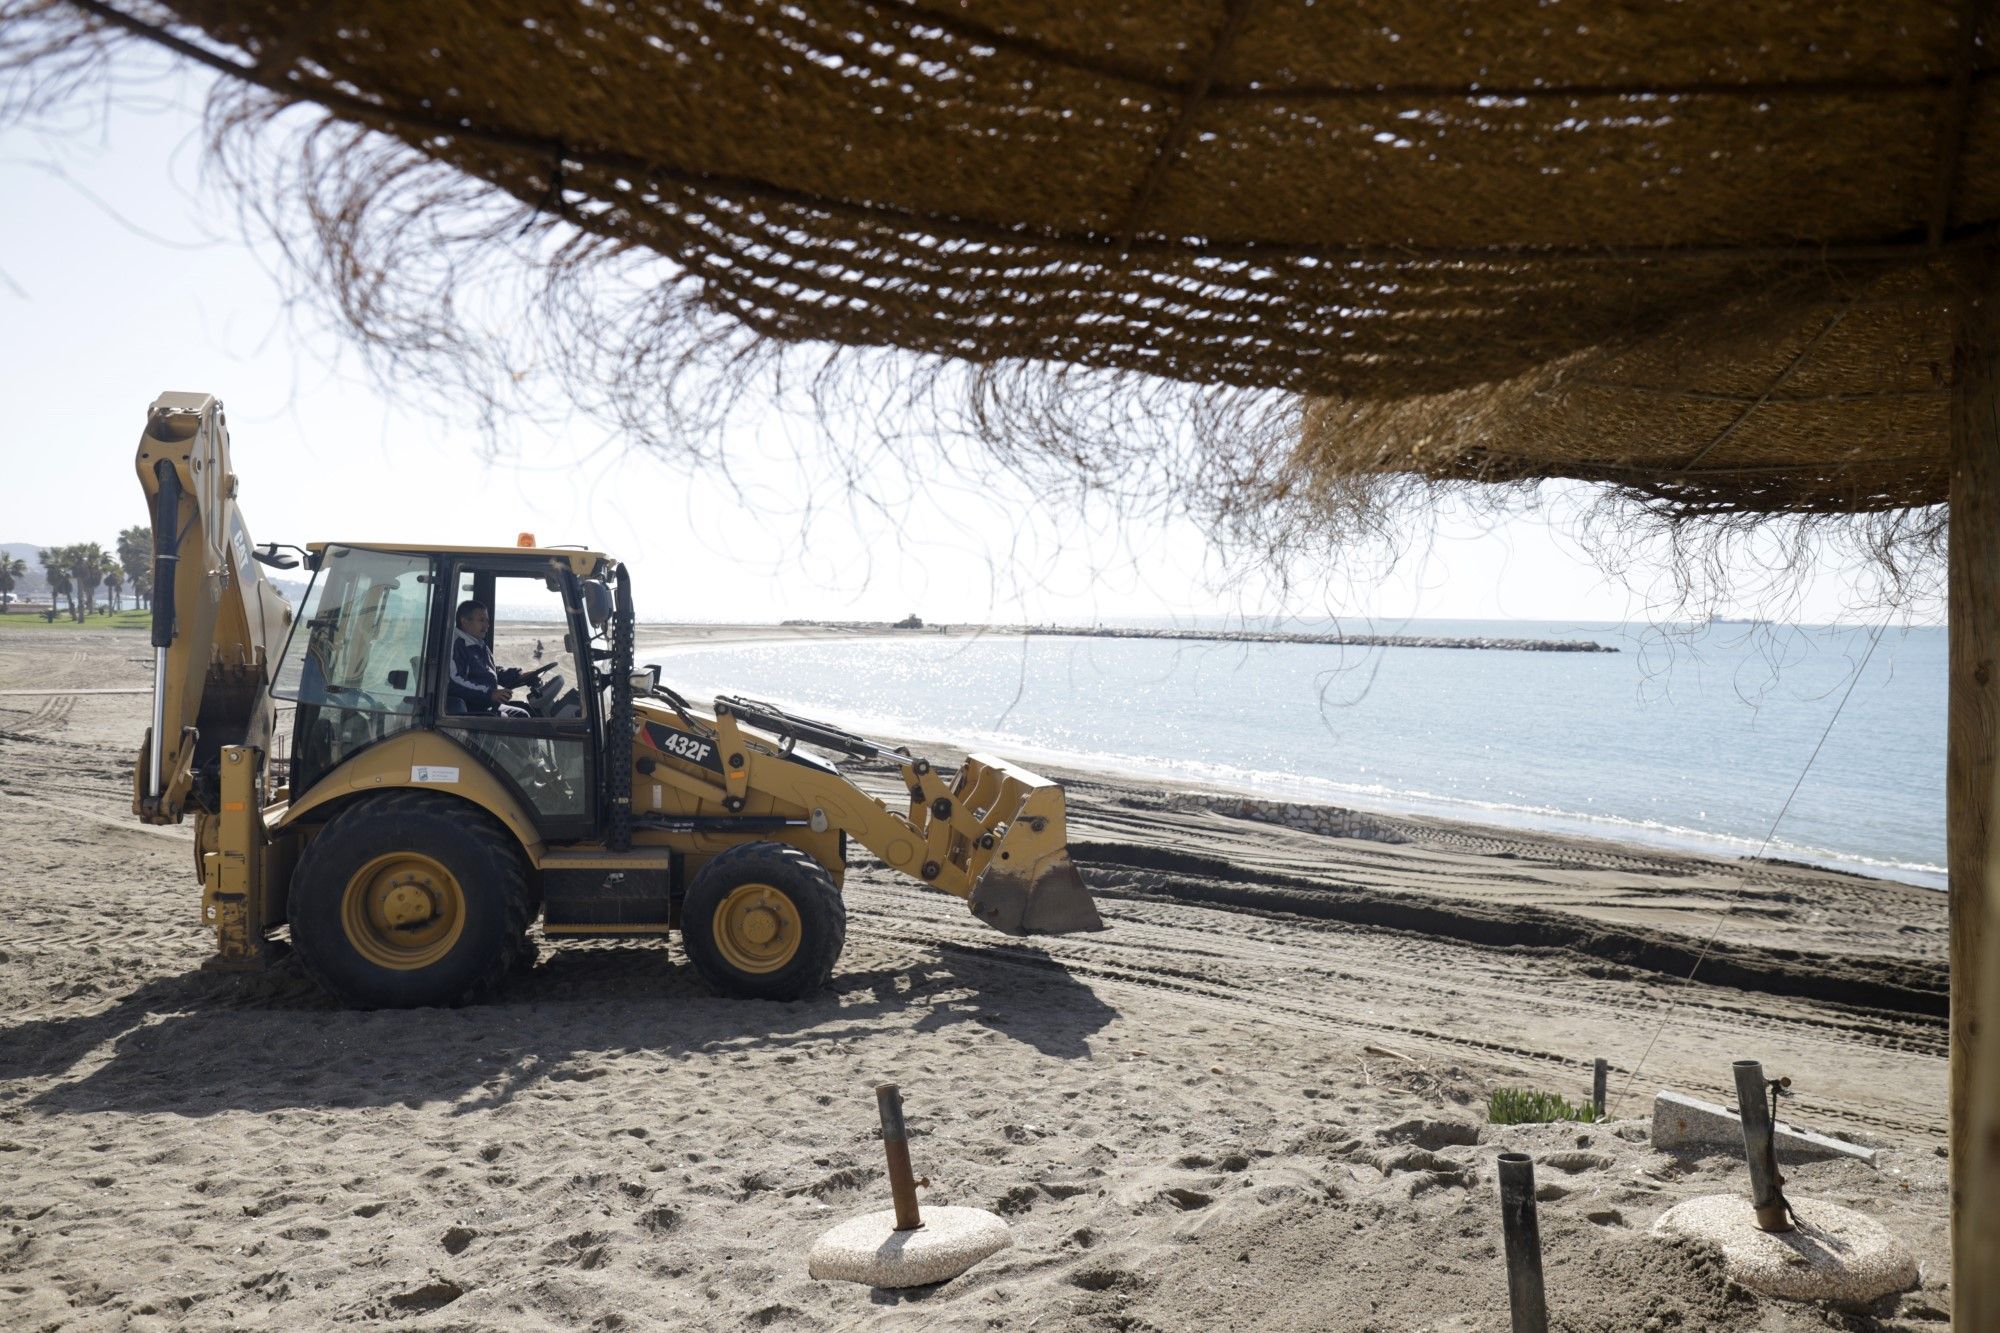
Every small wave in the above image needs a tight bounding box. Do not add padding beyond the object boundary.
[638,664,1946,891]
[648,640,1944,888]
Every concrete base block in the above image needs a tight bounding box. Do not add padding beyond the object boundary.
[1650,1091,1877,1165]
[1653,1194,1917,1304]
[808,1206,1010,1289]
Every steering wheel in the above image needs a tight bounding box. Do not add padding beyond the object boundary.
[524,670,569,718]
[524,661,559,680]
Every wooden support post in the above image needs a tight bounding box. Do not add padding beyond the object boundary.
[1970,865,2000,1333]
[1950,250,2000,1331]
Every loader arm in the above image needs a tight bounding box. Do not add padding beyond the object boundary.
[635,696,1105,935]
[133,392,295,824]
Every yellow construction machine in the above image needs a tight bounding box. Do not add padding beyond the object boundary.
[133,391,1103,1007]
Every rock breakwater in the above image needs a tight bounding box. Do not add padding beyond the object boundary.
[781,621,1617,653]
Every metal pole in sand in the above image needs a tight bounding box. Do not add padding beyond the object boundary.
[1732,1060,1791,1233]
[1591,1058,1608,1121]
[876,1083,923,1231]
[1496,1152,1548,1333]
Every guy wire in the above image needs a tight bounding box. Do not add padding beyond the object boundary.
[1612,615,1894,1112]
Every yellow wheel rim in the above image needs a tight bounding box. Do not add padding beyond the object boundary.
[711,882,802,974]
[340,851,466,971]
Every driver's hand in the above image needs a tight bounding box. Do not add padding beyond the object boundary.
[490,686,512,704]
[498,666,525,689]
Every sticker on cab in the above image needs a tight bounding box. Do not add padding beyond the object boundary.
[411,765,460,783]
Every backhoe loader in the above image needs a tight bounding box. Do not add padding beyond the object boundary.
[133,391,1103,1008]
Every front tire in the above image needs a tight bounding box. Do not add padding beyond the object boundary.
[288,791,532,1008]
[681,841,845,1000]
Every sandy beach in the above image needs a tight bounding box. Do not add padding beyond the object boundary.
[0,623,1951,1330]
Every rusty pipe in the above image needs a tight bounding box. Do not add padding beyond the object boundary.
[875,1083,923,1231]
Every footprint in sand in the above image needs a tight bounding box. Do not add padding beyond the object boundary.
[1367,1146,1475,1196]
[1070,1265,1149,1293]
[546,1230,611,1270]
[385,1278,463,1313]
[997,1184,1041,1215]
[1377,1117,1482,1151]
[1539,1150,1614,1174]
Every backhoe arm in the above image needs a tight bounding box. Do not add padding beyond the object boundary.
[133,392,294,824]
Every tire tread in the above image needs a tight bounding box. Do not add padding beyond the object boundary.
[682,840,845,1000]
[288,789,533,1007]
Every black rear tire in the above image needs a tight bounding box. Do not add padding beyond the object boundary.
[681,841,845,1001]
[288,790,532,1008]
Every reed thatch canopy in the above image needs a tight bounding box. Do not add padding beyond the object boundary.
[6,0,1989,534]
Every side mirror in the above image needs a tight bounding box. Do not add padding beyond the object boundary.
[581,578,612,630]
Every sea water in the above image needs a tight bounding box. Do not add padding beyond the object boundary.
[637,621,1946,890]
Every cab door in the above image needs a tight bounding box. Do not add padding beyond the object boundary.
[434,558,598,841]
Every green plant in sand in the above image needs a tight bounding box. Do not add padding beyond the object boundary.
[1487,1087,1602,1125]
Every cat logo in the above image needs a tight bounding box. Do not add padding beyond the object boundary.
[643,722,723,772]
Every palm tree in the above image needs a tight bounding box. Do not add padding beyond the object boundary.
[68,543,109,621]
[116,525,152,608]
[0,555,24,613]
[39,547,73,619]
[102,556,125,612]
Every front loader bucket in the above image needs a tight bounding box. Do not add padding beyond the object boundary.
[968,849,1105,935]
[949,753,1106,936]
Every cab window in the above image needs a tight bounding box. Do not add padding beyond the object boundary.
[271,546,435,790]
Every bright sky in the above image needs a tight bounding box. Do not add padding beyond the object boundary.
[0,65,1916,626]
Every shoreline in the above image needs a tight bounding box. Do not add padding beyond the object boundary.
[779,619,1619,653]
[3,616,1935,888]
[630,624,1946,894]
[17,623,1923,890]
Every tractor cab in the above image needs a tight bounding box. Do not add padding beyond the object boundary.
[271,542,618,842]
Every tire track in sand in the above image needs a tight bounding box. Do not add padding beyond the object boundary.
[840,882,1946,1141]
[4,648,86,737]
